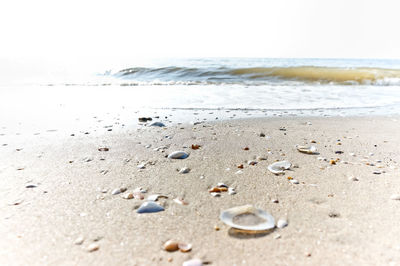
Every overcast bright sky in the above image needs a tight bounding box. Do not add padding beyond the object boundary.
[1,0,400,60]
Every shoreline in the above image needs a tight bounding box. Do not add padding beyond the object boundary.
[1,115,400,265]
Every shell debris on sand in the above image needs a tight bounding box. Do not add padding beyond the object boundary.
[220,205,275,231]
[296,145,317,154]
[111,187,127,195]
[137,201,165,213]
[149,122,165,127]
[178,167,191,174]
[168,151,189,159]
[183,258,203,266]
[267,161,291,175]
[277,219,288,229]
[163,240,192,252]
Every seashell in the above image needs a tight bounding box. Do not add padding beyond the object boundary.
[296,145,317,154]
[168,151,189,159]
[74,236,84,245]
[137,201,165,213]
[210,192,220,197]
[277,219,288,229]
[248,160,258,165]
[132,191,145,200]
[267,161,291,175]
[390,194,400,200]
[290,179,299,184]
[98,147,109,151]
[137,163,146,169]
[149,122,165,127]
[138,117,152,122]
[183,258,203,266]
[163,240,179,252]
[178,243,192,252]
[217,183,228,188]
[25,183,37,188]
[348,176,359,181]
[178,167,191,174]
[111,187,127,195]
[220,205,275,231]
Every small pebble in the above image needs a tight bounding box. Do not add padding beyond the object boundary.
[228,187,236,195]
[290,179,299,184]
[137,163,146,169]
[271,198,279,203]
[122,193,134,199]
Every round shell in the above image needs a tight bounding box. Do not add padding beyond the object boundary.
[167,151,189,159]
[219,205,275,231]
[297,145,317,154]
[267,161,291,174]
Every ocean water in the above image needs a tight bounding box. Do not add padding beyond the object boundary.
[1,58,400,134]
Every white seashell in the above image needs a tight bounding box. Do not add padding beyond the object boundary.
[178,167,191,174]
[168,151,189,159]
[149,122,165,127]
[111,187,127,195]
[267,161,291,175]
[74,236,84,245]
[220,205,275,231]
[137,201,165,213]
[217,183,228,188]
[277,219,288,229]
[297,145,317,154]
[137,163,146,169]
[390,194,400,200]
[147,194,160,201]
[183,258,203,266]
[290,179,299,184]
[87,243,99,252]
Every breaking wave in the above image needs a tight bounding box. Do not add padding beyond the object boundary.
[114,66,400,86]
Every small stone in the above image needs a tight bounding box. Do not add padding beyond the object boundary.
[87,243,99,252]
[210,192,221,197]
[290,179,299,184]
[349,152,356,157]
[328,212,340,218]
[74,236,84,245]
[163,240,179,252]
[248,160,257,166]
[271,198,279,203]
[259,133,266,137]
[25,183,37,188]
[277,219,288,229]
[98,147,109,151]
[390,194,400,200]
[138,117,152,122]
[373,171,382,175]
[256,156,267,160]
[274,234,281,239]
[214,225,220,231]
[178,167,191,174]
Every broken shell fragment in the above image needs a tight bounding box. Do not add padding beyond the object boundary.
[163,240,179,252]
[137,201,165,213]
[98,147,109,151]
[277,219,288,229]
[296,145,317,154]
[191,144,201,150]
[173,197,188,205]
[178,243,192,252]
[220,205,275,231]
[183,258,203,266]
[168,151,189,159]
[267,161,291,175]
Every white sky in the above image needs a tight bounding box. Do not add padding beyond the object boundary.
[1,0,400,60]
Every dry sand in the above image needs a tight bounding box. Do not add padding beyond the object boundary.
[1,116,400,265]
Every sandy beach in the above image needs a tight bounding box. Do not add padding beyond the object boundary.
[1,115,400,265]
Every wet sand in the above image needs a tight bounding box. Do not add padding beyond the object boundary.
[1,116,400,265]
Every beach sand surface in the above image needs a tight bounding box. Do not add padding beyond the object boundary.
[1,116,400,265]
